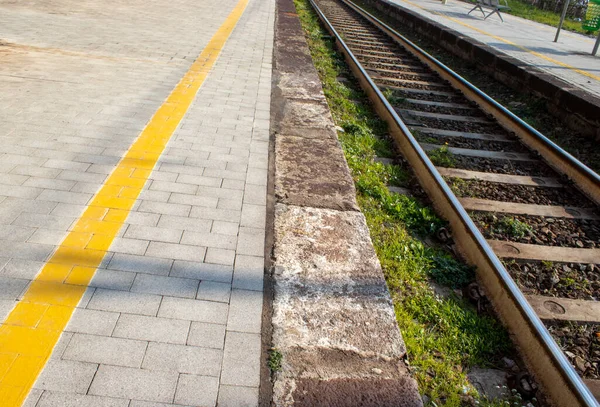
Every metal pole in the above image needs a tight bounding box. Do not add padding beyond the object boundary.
[593,29,600,55]
[554,0,570,42]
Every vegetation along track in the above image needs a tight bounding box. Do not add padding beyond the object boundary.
[308,0,600,405]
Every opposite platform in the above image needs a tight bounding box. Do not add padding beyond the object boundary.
[388,0,600,97]
[0,0,274,405]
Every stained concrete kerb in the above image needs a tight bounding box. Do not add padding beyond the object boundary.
[269,0,422,404]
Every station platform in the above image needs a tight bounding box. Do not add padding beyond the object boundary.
[0,0,274,405]
[388,0,600,98]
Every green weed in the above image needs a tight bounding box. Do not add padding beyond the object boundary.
[268,349,283,372]
[496,217,533,239]
[428,144,456,167]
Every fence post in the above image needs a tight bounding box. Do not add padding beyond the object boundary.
[593,29,600,55]
[554,0,570,42]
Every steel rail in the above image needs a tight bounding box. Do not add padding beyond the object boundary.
[307,0,599,405]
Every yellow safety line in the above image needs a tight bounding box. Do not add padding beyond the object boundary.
[402,0,600,82]
[0,0,249,404]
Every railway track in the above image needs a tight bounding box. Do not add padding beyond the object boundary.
[307,0,600,405]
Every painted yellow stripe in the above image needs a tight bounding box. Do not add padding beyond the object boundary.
[0,0,248,404]
[402,0,600,82]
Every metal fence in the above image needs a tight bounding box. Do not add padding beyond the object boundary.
[525,0,588,19]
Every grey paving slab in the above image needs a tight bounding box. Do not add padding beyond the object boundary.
[89,365,178,403]
[89,269,136,291]
[87,289,162,316]
[145,241,206,263]
[129,402,191,407]
[113,314,191,344]
[220,332,261,387]
[33,359,98,394]
[158,297,229,325]
[217,385,259,407]
[35,392,129,407]
[62,333,148,368]
[142,342,222,376]
[174,374,219,406]
[130,273,199,299]
[108,253,173,276]
[196,281,232,303]
[187,322,227,349]
[170,261,233,283]
[227,289,263,334]
[65,308,120,336]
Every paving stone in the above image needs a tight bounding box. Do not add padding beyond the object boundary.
[180,231,236,250]
[205,248,235,267]
[124,212,161,227]
[129,402,192,407]
[236,227,265,257]
[220,332,261,387]
[174,374,219,406]
[168,193,219,208]
[158,297,228,325]
[240,204,266,229]
[13,212,75,231]
[210,220,238,236]
[217,385,259,407]
[36,392,129,407]
[145,241,206,263]
[109,237,150,256]
[232,255,264,292]
[66,308,120,336]
[150,180,198,195]
[227,289,263,334]
[63,333,147,367]
[37,189,92,205]
[87,288,162,316]
[216,197,243,211]
[138,190,171,203]
[243,184,267,205]
[22,388,42,407]
[0,225,36,242]
[221,179,245,190]
[187,322,226,349]
[33,359,98,394]
[89,365,178,403]
[141,342,222,376]
[157,215,212,233]
[196,280,231,303]
[90,269,136,291]
[26,228,67,245]
[131,273,199,299]
[0,299,17,321]
[189,206,241,223]
[113,314,191,344]
[108,253,173,276]
[176,174,222,188]
[124,225,183,244]
[170,260,232,283]
[0,276,30,300]
[138,201,191,217]
[0,259,43,280]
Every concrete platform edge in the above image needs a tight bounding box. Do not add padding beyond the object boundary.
[362,0,600,139]
[268,0,423,405]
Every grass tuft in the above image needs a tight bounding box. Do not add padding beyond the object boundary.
[268,348,283,372]
[428,144,456,168]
